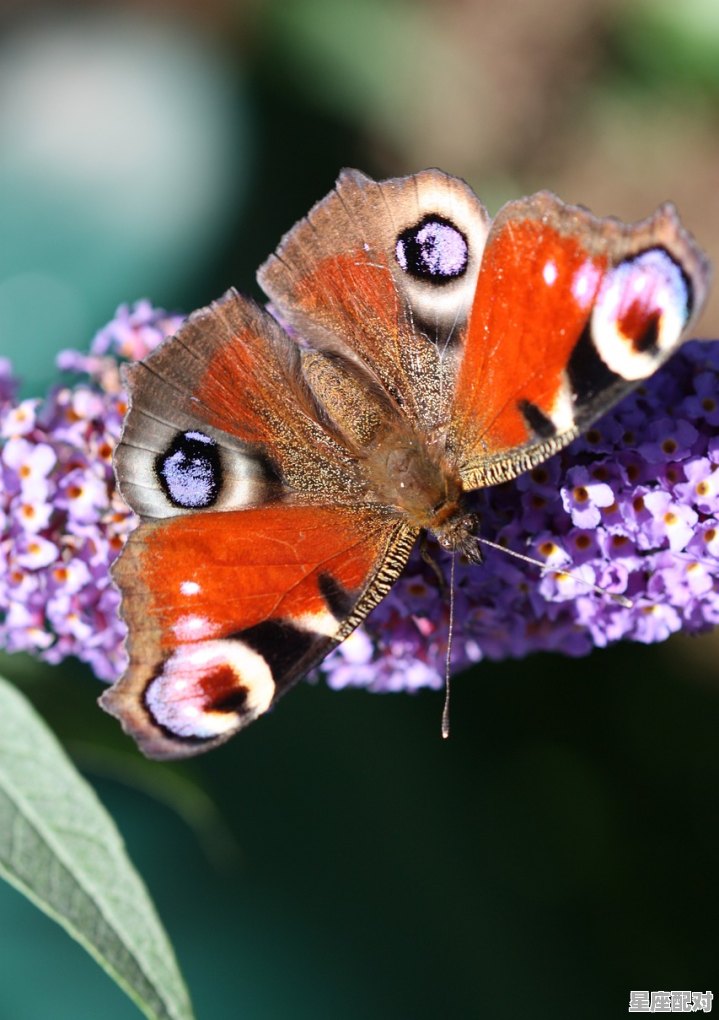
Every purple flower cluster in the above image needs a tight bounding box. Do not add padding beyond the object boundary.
[1,300,718,696]
[324,340,719,692]
[0,302,183,680]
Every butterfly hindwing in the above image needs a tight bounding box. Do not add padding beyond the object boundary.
[101,503,417,758]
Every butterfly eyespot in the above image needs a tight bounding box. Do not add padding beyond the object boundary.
[395,215,468,283]
[144,638,276,742]
[155,430,222,509]
[590,248,692,381]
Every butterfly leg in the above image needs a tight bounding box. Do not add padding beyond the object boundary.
[419,533,450,599]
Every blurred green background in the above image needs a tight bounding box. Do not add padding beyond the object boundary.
[1,1,719,1017]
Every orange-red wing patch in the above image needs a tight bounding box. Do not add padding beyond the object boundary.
[452,216,606,458]
[101,503,416,759]
[266,244,431,417]
[449,192,707,490]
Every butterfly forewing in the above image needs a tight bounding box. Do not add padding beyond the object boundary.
[450,192,711,488]
[102,503,417,758]
[258,168,491,432]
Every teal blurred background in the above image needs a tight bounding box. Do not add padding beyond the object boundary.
[1,1,719,1017]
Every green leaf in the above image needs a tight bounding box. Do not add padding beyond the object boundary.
[0,676,195,1020]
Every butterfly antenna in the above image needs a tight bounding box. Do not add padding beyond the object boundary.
[441,552,456,739]
[475,535,633,609]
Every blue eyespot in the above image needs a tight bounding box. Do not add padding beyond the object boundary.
[156,430,221,509]
[395,216,468,282]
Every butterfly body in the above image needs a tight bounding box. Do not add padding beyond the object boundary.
[100,169,710,758]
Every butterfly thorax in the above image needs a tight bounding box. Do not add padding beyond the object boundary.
[361,426,480,560]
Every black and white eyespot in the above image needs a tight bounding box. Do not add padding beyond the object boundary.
[142,590,347,744]
[116,410,275,519]
[144,638,276,742]
[155,430,222,509]
[590,248,692,381]
[388,180,490,342]
[395,216,469,283]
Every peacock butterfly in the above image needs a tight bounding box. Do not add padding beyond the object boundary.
[100,169,711,758]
